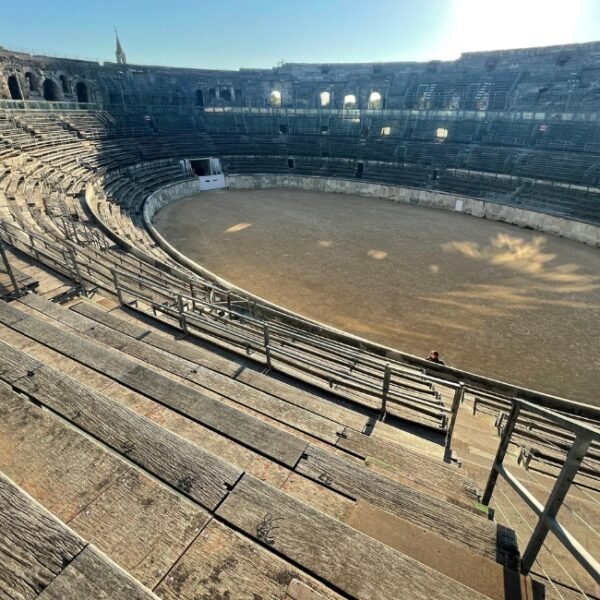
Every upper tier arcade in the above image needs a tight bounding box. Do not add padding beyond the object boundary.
[1,41,600,112]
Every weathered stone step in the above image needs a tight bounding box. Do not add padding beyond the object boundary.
[347,500,538,600]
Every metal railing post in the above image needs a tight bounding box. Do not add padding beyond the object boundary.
[521,432,593,575]
[0,238,22,297]
[181,312,189,336]
[444,382,464,462]
[189,281,195,311]
[176,294,185,331]
[263,323,272,370]
[111,269,123,305]
[378,364,392,421]
[28,233,40,262]
[67,247,87,295]
[482,401,522,505]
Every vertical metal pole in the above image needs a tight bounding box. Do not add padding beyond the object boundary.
[444,382,464,462]
[111,269,123,306]
[68,248,86,295]
[378,364,392,422]
[482,401,522,505]
[521,432,593,574]
[0,238,21,297]
[176,294,185,331]
[29,233,40,262]
[181,312,189,336]
[263,323,272,370]
[71,219,81,244]
[226,292,232,318]
[62,249,72,277]
[189,281,196,311]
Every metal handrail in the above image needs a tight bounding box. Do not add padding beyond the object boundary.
[110,268,453,426]
[482,398,600,583]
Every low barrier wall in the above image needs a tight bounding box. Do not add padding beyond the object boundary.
[226,174,600,247]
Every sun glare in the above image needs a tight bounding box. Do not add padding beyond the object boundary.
[436,0,591,60]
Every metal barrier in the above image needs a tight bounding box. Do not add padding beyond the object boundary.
[0,99,101,111]
[2,216,595,481]
[0,219,510,457]
[110,267,458,438]
[482,398,600,583]
[0,238,22,298]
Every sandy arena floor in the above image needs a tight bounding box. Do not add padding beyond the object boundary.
[153,188,600,404]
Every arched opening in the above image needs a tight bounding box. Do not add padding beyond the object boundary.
[320,91,331,107]
[368,91,382,109]
[25,72,38,92]
[435,127,448,140]
[59,74,71,94]
[195,89,204,107]
[220,89,232,102]
[7,75,23,100]
[43,78,60,101]
[343,94,356,109]
[270,90,282,107]
[76,81,89,103]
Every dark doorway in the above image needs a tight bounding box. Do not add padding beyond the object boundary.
[190,158,212,176]
[220,89,232,102]
[76,81,89,103]
[355,162,364,179]
[8,75,23,100]
[43,78,60,101]
[288,158,294,168]
[195,89,204,107]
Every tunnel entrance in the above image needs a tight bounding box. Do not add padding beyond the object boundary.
[43,79,60,101]
[8,75,23,100]
[76,82,89,103]
[190,158,214,176]
[188,157,225,191]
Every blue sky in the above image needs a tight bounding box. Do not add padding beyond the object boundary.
[1,0,599,69]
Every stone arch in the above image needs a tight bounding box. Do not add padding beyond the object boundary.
[7,75,23,100]
[59,74,71,94]
[76,81,89,103]
[368,91,382,109]
[343,94,357,109]
[270,90,282,107]
[25,72,38,92]
[43,78,60,101]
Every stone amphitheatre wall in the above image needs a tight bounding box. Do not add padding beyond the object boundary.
[2,41,600,111]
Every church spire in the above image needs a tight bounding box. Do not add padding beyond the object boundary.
[115,27,127,64]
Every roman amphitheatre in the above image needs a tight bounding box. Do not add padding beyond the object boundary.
[0,36,599,600]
